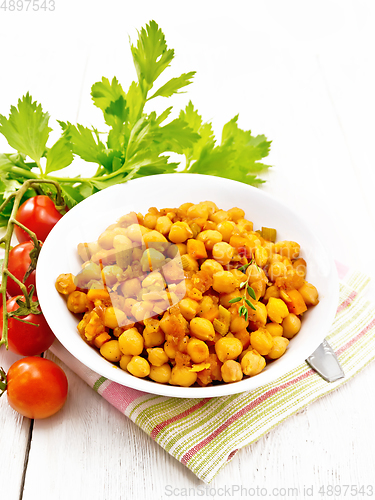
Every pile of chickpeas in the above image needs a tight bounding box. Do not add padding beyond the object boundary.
[55,201,319,387]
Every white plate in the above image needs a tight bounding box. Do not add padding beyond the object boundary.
[36,173,339,398]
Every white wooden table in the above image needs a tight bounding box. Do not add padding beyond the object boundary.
[1,2,375,499]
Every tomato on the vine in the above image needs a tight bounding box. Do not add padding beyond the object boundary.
[6,241,38,298]
[0,296,55,356]
[14,195,63,243]
[5,357,68,419]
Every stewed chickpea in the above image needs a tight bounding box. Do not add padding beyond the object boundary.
[282,313,301,339]
[221,360,243,383]
[58,199,319,388]
[187,338,209,363]
[118,328,144,356]
[149,364,172,384]
[67,291,89,314]
[127,356,151,378]
[169,366,197,387]
[215,337,243,363]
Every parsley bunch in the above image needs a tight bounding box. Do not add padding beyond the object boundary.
[0,20,271,225]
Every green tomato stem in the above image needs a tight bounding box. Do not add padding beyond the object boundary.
[0,367,7,396]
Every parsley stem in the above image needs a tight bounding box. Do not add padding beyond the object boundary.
[10,166,39,179]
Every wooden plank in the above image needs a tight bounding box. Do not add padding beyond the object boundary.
[0,350,32,500]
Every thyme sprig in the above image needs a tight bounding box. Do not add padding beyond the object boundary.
[228,261,257,320]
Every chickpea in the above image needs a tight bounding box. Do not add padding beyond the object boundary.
[179,202,194,214]
[250,328,274,355]
[212,271,238,294]
[147,347,169,366]
[212,242,234,265]
[274,240,300,259]
[121,278,141,298]
[67,291,89,314]
[241,349,266,376]
[200,201,219,215]
[246,263,266,284]
[179,298,199,320]
[143,328,165,348]
[164,340,177,359]
[187,203,209,221]
[255,245,269,268]
[196,230,222,250]
[156,215,173,235]
[142,230,168,245]
[190,317,216,341]
[175,243,187,256]
[215,337,243,363]
[293,258,307,278]
[233,329,250,350]
[140,248,165,273]
[187,338,209,363]
[149,364,172,384]
[100,340,122,362]
[168,222,192,243]
[230,269,247,285]
[230,312,249,332]
[131,301,154,322]
[216,221,235,242]
[77,242,100,261]
[265,322,284,337]
[200,259,224,277]
[126,223,150,243]
[169,366,197,387]
[104,306,127,329]
[220,290,241,308]
[264,285,280,302]
[209,210,230,224]
[112,234,132,250]
[127,356,151,378]
[118,327,144,356]
[221,360,243,383]
[227,207,245,222]
[119,354,132,371]
[266,297,289,324]
[102,265,123,287]
[98,230,117,250]
[268,336,289,359]
[55,273,76,295]
[250,301,268,327]
[282,313,301,339]
[268,261,287,281]
[143,213,158,230]
[298,282,319,306]
[237,218,253,232]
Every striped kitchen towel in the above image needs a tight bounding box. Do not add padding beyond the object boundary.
[49,266,375,483]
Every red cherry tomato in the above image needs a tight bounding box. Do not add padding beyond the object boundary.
[0,296,55,356]
[14,195,63,243]
[6,241,38,298]
[6,357,68,419]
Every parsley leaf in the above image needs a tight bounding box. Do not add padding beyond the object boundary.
[149,72,196,100]
[45,136,73,174]
[91,77,126,112]
[59,122,106,165]
[183,112,271,185]
[131,20,174,94]
[0,93,51,166]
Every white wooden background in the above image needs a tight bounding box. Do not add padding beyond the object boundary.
[1,1,375,499]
